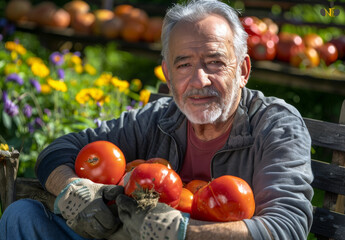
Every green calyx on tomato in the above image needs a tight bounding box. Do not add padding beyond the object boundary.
[124,163,183,208]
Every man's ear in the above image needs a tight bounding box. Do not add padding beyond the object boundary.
[162,60,171,90]
[239,55,251,88]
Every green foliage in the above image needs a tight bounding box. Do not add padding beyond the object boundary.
[0,32,162,177]
[247,78,344,122]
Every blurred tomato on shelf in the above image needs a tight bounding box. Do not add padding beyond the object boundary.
[317,43,339,66]
[276,32,305,63]
[242,16,279,61]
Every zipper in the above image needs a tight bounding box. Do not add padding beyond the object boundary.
[210,145,252,179]
[157,124,182,172]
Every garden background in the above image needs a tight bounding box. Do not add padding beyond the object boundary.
[1,1,345,238]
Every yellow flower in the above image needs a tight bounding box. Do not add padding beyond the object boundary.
[139,89,151,105]
[11,51,18,61]
[70,55,82,65]
[75,64,83,74]
[154,65,166,82]
[47,78,67,92]
[41,84,52,94]
[75,88,108,105]
[5,41,27,55]
[95,73,112,87]
[89,88,104,101]
[31,62,50,78]
[111,77,130,92]
[84,63,97,75]
[130,78,142,92]
[0,143,9,151]
[16,59,22,66]
[26,57,44,66]
[75,89,90,104]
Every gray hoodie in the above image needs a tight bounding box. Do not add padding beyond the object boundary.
[36,87,313,239]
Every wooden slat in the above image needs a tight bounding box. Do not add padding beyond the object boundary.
[148,93,171,102]
[311,160,345,195]
[303,118,345,151]
[310,207,345,240]
[15,178,55,212]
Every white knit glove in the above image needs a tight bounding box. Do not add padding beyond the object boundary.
[54,178,124,239]
[115,194,190,240]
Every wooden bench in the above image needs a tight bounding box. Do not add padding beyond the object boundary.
[1,96,345,240]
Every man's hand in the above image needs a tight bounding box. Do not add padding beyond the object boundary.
[116,194,190,240]
[54,178,124,239]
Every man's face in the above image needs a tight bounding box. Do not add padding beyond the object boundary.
[163,14,248,124]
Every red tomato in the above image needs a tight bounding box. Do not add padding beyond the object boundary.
[317,42,338,66]
[176,188,194,214]
[290,47,320,68]
[185,179,208,194]
[125,158,172,172]
[191,175,255,222]
[75,141,126,185]
[276,32,305,62]
[125,159,145,172]
[125,163,182,208]
[146,157,172,169]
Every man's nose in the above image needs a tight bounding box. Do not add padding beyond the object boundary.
[190,65,211,88]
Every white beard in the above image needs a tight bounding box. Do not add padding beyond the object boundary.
[172,67,242,124]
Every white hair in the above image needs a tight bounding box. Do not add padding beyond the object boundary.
[161,0,248,63]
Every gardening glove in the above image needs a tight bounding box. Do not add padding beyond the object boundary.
[54,178,124,239]
[116,194,190,240]
[106,226,131,240]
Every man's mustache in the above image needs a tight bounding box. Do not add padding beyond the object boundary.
[183,87,221,100]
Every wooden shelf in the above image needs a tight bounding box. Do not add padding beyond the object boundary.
[13,14,345,96]
[251,61,345,95]
[15,22,162,57]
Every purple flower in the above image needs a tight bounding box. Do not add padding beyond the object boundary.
[74,51,81,57]
[0,34,3,42]
[28,117,44,133]
[23,104,32,118]
[30,79,41,93]
[44,108,51,116]
[94,118,102,128]
[6,73,24,85]
[49,52,64,66]
[2,91,8,102]
[28,122,35,134]
[57,68,65,79]
[2,91,19,117]
[34,117,44,128]
[126,106,133,111]
[3,98,19,117]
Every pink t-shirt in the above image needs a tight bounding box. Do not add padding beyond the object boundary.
[179,121,231,183]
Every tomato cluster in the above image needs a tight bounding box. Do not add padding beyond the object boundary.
[75,141,255,222]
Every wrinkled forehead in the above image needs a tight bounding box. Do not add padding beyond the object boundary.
[168,15,235,62]
[170,14,233,42]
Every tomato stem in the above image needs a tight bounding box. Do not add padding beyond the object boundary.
[87,157,99,164]
[132,184,160,209]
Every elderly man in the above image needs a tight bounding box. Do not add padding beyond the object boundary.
[0,0,313,239]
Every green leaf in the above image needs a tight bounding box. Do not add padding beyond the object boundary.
[2,111,12,129]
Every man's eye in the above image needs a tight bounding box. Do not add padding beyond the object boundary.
[177,63,190,68]
[208,61,222,65]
